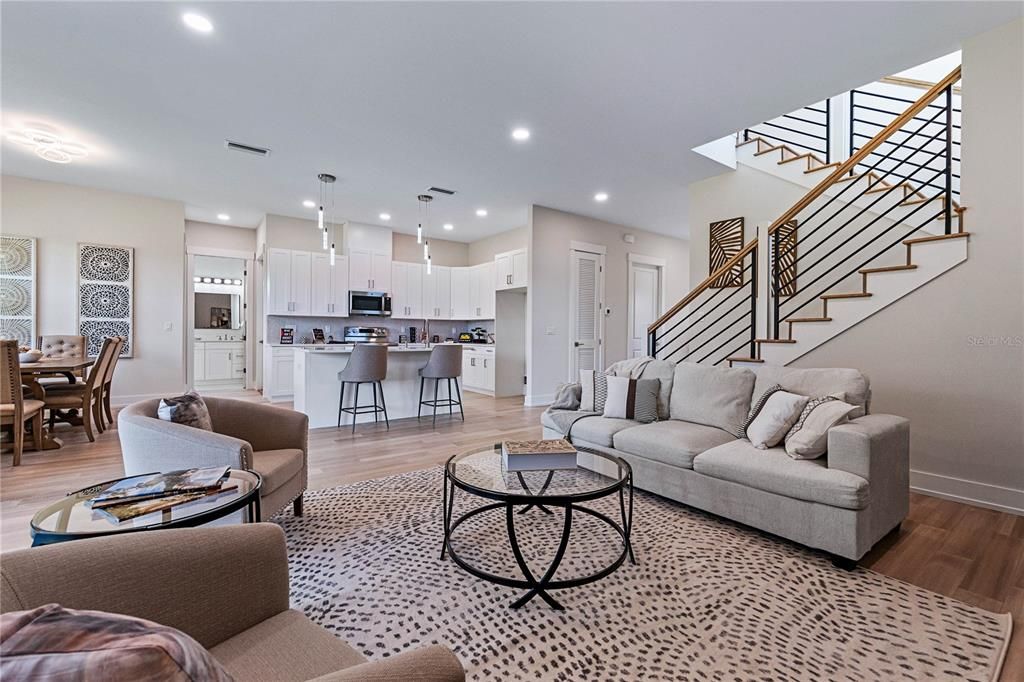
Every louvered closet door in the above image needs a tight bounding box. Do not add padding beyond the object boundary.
[570,250,603,379]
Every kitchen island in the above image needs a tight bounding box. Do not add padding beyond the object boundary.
[292,345,445,428]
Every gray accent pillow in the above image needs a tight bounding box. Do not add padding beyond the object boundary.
[602,377,659,423]
[158,391,213,431]
[669,362,756,437]
[551,382,582,411]
[784,396,858,459]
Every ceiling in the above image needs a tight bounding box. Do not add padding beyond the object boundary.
[2,2,1019,242]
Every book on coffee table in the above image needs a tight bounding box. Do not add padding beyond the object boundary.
[501,439,578,472]
[87,466,230,507]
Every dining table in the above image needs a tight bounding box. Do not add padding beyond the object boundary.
[19,356,95,450]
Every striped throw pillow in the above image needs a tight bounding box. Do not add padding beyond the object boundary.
[603,376,659,423]
[579,370,609,413]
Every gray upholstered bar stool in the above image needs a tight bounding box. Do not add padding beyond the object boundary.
[336,344,389,433]
[418,344,464,427]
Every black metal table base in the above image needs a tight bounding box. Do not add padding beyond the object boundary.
[441,469,635,610]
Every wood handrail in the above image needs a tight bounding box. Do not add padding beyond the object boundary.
[648,239,757,332]
[649,65,961,336]
[764,65,961,238]
[880,75,962,94]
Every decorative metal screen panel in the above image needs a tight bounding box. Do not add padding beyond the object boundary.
[0,235,37,347]
[78,243,133,357]
[773,220,798,297]
[708,217,744,288]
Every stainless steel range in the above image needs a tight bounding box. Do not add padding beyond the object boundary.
[343,326,390,344]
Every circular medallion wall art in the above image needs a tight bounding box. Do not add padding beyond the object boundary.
[0,235,36,347]
[0,279,32,317]
[79,283,131,319]
[78,243,133,357]
[79,244,131,282]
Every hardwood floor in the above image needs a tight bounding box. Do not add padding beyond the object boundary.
[1,392,1019,678]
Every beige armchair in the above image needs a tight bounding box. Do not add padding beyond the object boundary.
[118,397,308,519]
[0,524,465,682]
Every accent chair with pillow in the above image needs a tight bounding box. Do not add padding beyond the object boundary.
[0,524,465,682]
[542,360,909,564]
[118,396,308,520]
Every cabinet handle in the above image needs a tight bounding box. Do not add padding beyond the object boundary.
[483,359,487,368]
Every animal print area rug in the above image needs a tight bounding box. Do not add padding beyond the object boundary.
[278,469,1011,681]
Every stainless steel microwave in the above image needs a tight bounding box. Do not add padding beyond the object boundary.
[349,291,392,317]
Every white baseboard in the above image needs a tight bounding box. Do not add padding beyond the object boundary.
[524,392,554,407]
[910,469,1024,516]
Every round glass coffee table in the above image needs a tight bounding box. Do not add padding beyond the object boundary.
[30,469,262,546]
[442,444,634,610]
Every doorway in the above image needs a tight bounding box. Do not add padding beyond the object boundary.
[568,242,606,379]
[187,253,252,393]
[627,254,665,358]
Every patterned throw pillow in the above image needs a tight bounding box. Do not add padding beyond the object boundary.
[740,384,783,438]
[784,396,858,459]
[602,377,659,423]
[0,604,233,682]
[158,391,213,431]
[743,385,809,449]
[579,370,609,413]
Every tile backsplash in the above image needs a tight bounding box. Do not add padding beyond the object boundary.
[268,315,493,344]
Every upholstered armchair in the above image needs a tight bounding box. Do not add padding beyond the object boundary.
[0,524,465,681]
[118,397,308,519]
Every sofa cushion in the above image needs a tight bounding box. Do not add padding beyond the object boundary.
[753,365,870,417]
[210,609,365,682]
[613,420,735,469]
[567,416,640,447]
[251,449,304,494]
[669,362,755,437]
[693,439,869,510]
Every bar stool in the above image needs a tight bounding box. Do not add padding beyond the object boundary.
[337,344,389,433]
[418,344,464,427]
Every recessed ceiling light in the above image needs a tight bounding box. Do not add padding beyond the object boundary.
[379,213,391,221]
[443,223,454,231]
[217,213,230,221]
[594,192,609,202]
[182,12,213,33]
[511,127,530,142]
[302,199,316,208]
[475,209,488,217]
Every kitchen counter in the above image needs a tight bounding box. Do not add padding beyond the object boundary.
[269,342,496,349]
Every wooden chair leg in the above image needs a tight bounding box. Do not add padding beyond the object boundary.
[48,409,56,431]
[92,391,104,433]
[13,418,24,467]
[103,383,114,423]
[81,399,95,443]
[31,412,43,452]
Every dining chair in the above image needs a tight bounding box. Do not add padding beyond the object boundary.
[42,337,116,442]
[37,334,88,387]
[100,336,125,426]
[0,339,44,466]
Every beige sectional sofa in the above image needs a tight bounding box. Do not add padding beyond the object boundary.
[542,361,909,563]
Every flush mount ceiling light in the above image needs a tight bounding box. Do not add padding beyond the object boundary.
[217,213,230,221]
[379,213,391,221]
[511,127,531,142]
[475,209,488,217]
[443,223,454,231]
[302,199,316,208]
[182,12,213,33]
[7,126,89,164]
[594,192,609,202]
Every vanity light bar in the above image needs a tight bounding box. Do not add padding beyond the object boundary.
[194,276,243,285]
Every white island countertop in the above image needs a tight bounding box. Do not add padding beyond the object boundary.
[271,342,495,351]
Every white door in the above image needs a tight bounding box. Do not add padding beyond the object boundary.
[266,248,292,314]
[569,249,604,379]
[628,261,662,358]
[349,250,372,291]
[371,252,391,291]
[451,267,471,319]
[289,251,312,315]
[310,252,332,316]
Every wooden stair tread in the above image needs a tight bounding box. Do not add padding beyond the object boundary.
[777,153,818,166]
[903,232,971,245]
[735,137,763,149]
[821,292,873,300]
[804,162,841,174]
[787,317,832,323]
[755,338,798,344]
[727,356,764,364]
[860,264,918,274]
[754,144,792,157]
[900,195,962,210]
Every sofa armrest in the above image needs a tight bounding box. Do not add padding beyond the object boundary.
[827,413,909,481]
[0,524,290,650]
[308,645,465,682]
[118,410,251,473]
[206,398,309,456]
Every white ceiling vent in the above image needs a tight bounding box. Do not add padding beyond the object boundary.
[224,139,271,157]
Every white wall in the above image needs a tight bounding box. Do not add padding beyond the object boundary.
[393,232,468,266]
[2,175,187,401]
[468,226,528,265]
[185,220,256,254]
[527,205,689,404]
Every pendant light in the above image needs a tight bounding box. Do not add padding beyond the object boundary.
[417,193,432,245]
[318,173,336,254]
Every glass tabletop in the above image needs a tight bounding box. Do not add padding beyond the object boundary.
[447,445,629,501]
[31,469,261,537]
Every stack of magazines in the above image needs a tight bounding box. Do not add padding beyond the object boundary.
[87,466,234,523]
[501,439,578,472]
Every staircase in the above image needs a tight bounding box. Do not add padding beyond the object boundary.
[650,66,966,367]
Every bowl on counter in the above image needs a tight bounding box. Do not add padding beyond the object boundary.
[19,349,44,364]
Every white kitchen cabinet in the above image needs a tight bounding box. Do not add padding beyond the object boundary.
[471,262,495,319]
[349,249,391,291]
[193,346,206,381]
[423,265,451,319]
[263,346,295,401]
[391,261,424,318]
[495,249,527,291]
[266,248,293,315]
[311,253,349,316]
[289,251,312,315]
[511,249,528,288]
[450,267,472,319]
[462,346,496,394]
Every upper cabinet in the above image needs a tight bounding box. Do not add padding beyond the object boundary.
[424,265,452,319]
[471,261,496,319]
[343,222,392,292]
[391,261,424,318]
[495,248,528,290]
[451,267,472,319]
[267,247,347,317]
[311,252,349,316]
